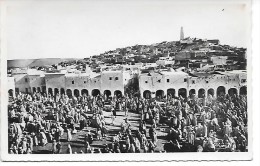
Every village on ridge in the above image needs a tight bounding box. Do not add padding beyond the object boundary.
[7,27,247,99]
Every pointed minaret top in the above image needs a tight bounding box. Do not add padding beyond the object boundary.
[180,26,184,40]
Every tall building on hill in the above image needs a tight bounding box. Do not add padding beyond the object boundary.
[180,26,184,40]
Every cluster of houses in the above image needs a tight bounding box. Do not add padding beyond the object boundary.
[7,34,247,99]
[83,37,246,72]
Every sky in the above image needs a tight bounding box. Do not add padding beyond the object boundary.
[4,0,251,60]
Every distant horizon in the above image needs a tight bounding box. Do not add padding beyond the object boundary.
[5,0,251,60]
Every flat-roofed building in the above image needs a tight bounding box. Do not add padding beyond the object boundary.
[139,69,247,99]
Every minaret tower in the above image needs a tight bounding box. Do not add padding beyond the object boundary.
[180,26,184,40]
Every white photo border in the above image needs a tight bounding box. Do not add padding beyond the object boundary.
[1,0,257,162]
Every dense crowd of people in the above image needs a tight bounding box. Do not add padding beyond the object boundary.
[8,89,248,154]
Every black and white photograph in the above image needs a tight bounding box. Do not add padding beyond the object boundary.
[1,0,259,163]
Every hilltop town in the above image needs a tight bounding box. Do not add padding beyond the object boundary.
[85,37,246,72]
[7,28,247,98]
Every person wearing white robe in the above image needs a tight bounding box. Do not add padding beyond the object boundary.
[67,144,72,154]
[134,137,141,150]
[67,129,72,142]
[39,131,48,146]
[52,139,57,154]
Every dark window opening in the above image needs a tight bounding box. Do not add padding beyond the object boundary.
[184,78,187,82]
[167,79,170,82]
[72,81,74,84]
[115,77,118,80]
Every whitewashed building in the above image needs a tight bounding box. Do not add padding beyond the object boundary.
[211,56,228,65]
[11,67,246,100]
[139,69,247,99]
[28,69,133,98]
[101,70,132,98]
[45,73,66,96]
[139,69,189,98]
[11,69,45,94]
[156,57,175,66]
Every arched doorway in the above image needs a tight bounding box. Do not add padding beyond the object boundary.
[198,88,206,98]
[60,88,65,95]
[167,89,175,98]
[32,87,36,93]
[104,90,111,99]
[178,88,187,98]
[74,89,80,97]
[15,88,19,94]
[8,89,13,97]
[156,90,164,99]
[208,88,214,97]
[42,86,46,94]
[189,89,196,97]
[54,88,59,96]
[66,89,72,98]
[217,86,226,97]
[81,89,88,96]
[37,87,41,93]
[48,88,53,96]
[228,88,238,96]
[92,89,100,97]
[114,90,122,98]
[240,86,247,95]
[143,90,151,99]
